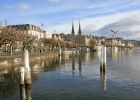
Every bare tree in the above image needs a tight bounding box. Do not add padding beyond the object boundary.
[41,38,58,52]
[18,32,37,52]
[0,27,19,55]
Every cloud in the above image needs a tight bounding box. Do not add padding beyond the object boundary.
[47,10,140,40]
[18,3,30,10]
[2,0,140,41]
[95,12,140,40]
[48,0,60,2]
[6,2,30,10]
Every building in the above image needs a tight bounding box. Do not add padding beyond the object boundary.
[51,21,92,48]
[105,37,135,48]
[7,24,47,39]
[45,32,52,39]
[70,21,92,47]
[125,40,135,48]
[94,36,106,45]
[105,37,124,47]
[52,34,64,41]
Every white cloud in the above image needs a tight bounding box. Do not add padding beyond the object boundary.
[6,2,30,10]
[4,0,140,40]
[47,10,140,40]
[18,3,30,10]
[95,12,140,39]
[48,0,60,2]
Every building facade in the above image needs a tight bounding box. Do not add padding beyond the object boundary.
[7,24,47,39]
[70,21,92,47]
[105,37,135,48]
[51,21,94,47]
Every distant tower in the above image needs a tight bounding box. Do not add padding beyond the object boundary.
[78,21,82,36]
[71,21,75,36]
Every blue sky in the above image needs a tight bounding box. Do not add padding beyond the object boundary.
[0,0,140,39]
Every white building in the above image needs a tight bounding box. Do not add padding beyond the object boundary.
[7,24,48,39]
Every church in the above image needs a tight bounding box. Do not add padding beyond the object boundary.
[52,21,92,47]
[70,21,91,47]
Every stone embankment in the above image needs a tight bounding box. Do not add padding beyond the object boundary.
[0,52,58,70]
[0,50,73,70]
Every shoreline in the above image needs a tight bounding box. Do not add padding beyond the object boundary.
[0,51,59,70]
[0,50,73,71]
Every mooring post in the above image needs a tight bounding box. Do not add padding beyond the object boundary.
[103,46,106,67]
[100,46,107,92]
[25,84,32,100]
[100,46,106,72]
[20,67,25,85]
[23,49,31,85]
[59,53,62,65]
[20,49,32,100]
[100,67,107,92]
[59,48,62,56]
[20,85,26,100]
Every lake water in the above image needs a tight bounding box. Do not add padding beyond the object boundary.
[0,48,140,100]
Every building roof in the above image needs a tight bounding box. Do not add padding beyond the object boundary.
[71,21,75,35]
[78,21,82,35]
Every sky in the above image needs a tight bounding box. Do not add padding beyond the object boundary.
[0,0,140,40]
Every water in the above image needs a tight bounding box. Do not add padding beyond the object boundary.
[0,48,140,100]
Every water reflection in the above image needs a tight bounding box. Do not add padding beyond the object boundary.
[35,57,66,75]
[0,69,19,97]
[20,84,31,100]
[100,67,107,92]
[70,52,97,77]
[71,53,92,76]
[78,54,82,75]
[1,49,140,100]
[107,49,125,61]
[85,52,91,63]
[72,54,75,76]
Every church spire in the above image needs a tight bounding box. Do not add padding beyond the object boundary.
[78,21,82,36]
[71,21,75,36]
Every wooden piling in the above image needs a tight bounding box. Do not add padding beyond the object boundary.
[19,49,32,100]
[100,46,106,72]
[23,49,31,84]
[103,46,106,66]
[20,84,32,100]
[100,68,107,92]
[20,85,26,100]
[25,84,32,100]
[58,48,62,56]
[20,67,25,85]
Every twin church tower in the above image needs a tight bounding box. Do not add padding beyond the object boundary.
[71,21,82,36]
